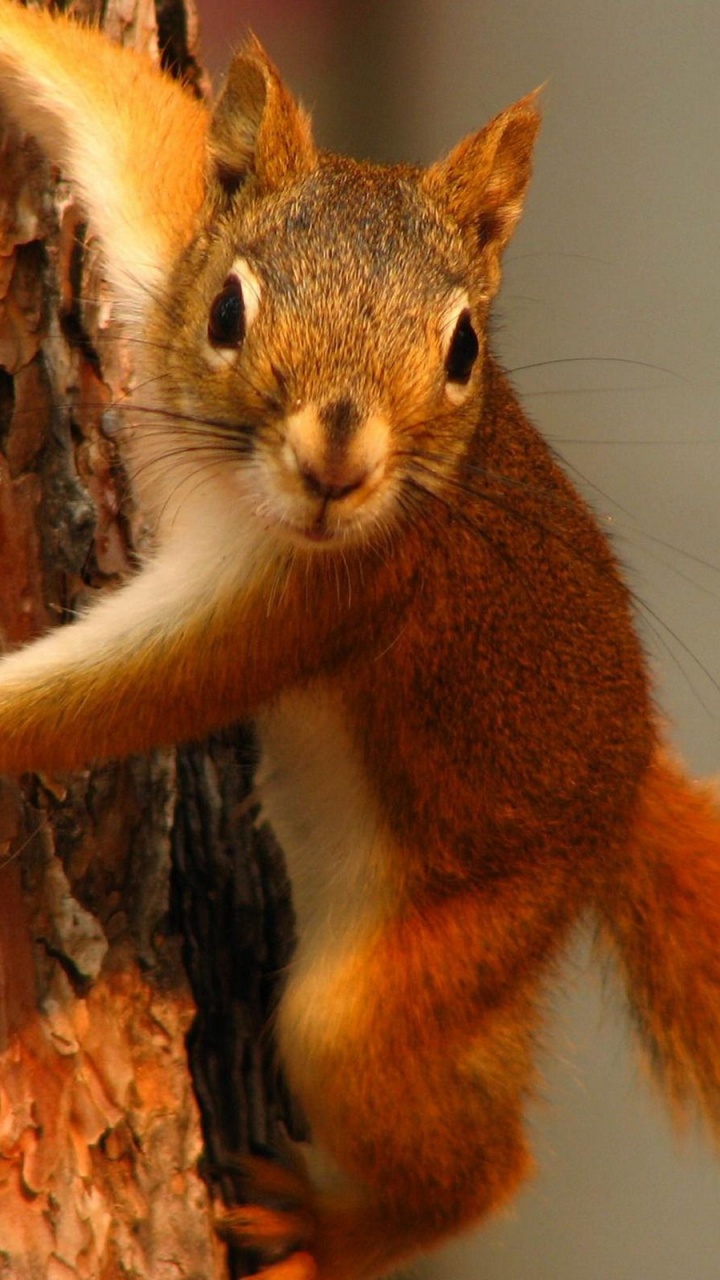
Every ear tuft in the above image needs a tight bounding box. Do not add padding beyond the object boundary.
[208,35,317,201]
[423,90,542,298]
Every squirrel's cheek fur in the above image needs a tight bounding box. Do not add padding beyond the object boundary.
[1,6,720,1280]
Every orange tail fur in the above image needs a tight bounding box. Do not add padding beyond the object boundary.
[0,0,206,315]
[595,750,720,1136]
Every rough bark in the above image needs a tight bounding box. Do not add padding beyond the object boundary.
[0,2,296,1275]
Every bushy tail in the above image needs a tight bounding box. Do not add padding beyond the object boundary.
[0,0,207,315]
[595,748,720,1137]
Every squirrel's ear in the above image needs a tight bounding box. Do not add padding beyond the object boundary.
[208,36,317,200]
[423,91,541,298]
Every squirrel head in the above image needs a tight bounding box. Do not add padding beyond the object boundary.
[146,41,541,552]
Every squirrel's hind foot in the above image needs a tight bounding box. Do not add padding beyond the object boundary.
[213,1153,318,1278]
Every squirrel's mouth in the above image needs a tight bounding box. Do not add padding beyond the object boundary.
[300,524,333,545]
[255,454,397,550]
[297,513,361,548]
[273,507,370,550]
[260,504,337,548]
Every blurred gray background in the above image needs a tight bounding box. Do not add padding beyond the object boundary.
[197,3,720,1277]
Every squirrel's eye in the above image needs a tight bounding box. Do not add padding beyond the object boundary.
[445,310,478,385]
[208,275,245,348]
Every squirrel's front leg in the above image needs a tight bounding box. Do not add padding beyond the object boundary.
[0,520,308,772]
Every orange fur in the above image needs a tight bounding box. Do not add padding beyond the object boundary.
[0,7,719,1278]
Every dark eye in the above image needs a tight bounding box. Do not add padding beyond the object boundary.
[445,309,478,385]
[208,274,245,348]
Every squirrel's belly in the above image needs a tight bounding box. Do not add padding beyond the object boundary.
[255,684,388,966]
[255,683,392,1073]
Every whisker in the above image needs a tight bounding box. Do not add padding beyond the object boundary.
[507,356,689,383]
[628,540,720,604]
[123,440,249,493]
[558,454,637,522]
[402,473,550,624]
[399,444,581,515]
[551,434,720,444]
[0,815,49,873]
[636,595,720,701]
[409,458,611,578]
[628,528,720,578]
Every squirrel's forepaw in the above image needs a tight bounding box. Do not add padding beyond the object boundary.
[214,1154,318,1279]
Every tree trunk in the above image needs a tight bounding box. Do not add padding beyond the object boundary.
[0,3,297,1274]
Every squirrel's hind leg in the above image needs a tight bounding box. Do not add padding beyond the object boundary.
[214,1091,529,1280]
[217,882,575,1280]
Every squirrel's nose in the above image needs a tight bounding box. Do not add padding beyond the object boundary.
[299,461,368,503]
[284,402,390,504]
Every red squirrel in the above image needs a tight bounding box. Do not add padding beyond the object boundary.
[0,4,719,1277]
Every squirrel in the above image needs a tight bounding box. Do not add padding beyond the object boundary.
[1,4,720,1277]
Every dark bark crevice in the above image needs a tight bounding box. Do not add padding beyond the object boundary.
[171,726,303,1278]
